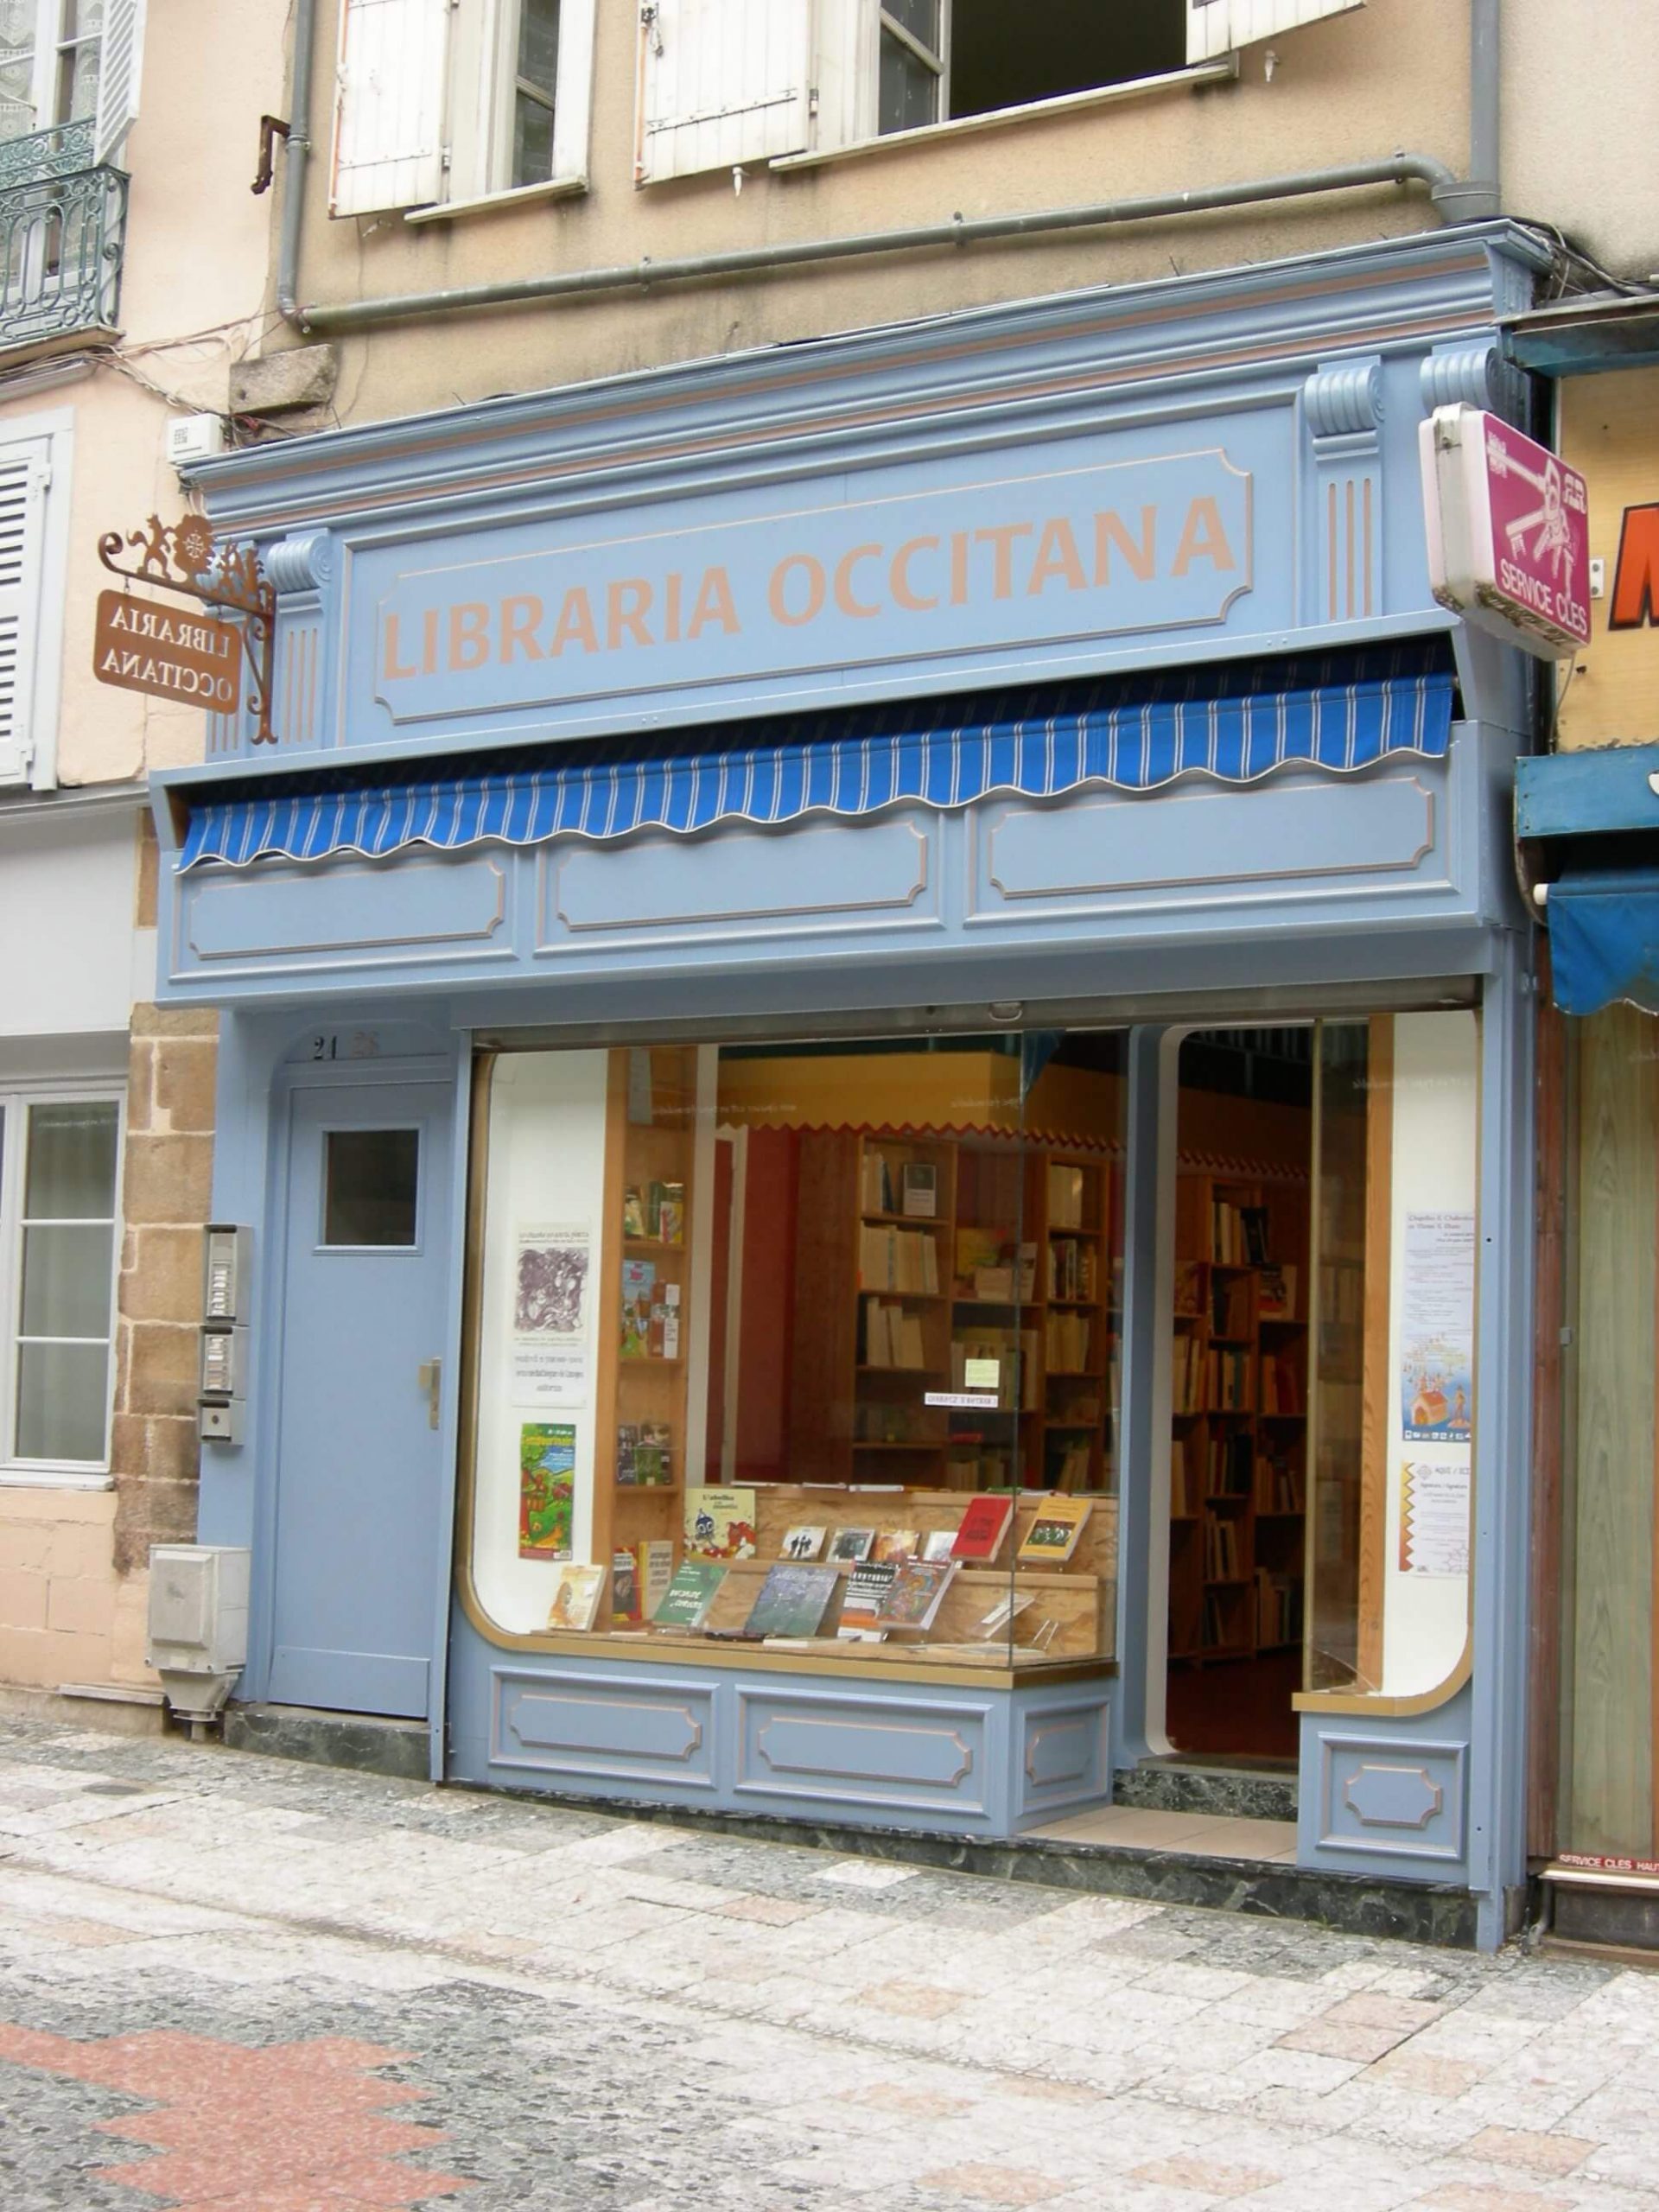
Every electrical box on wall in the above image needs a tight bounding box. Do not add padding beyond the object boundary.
[166,413,226,468]
[146,1545,250,1733]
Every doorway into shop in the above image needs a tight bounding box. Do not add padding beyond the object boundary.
[1164,1027,1313,1764]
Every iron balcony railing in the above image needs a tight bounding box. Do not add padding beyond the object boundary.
[0,119,126,350]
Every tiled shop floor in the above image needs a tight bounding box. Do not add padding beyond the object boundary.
[0,1716,1656,2211]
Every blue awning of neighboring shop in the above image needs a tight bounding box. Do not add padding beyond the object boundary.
[1547,873,1659,1016]
[178,642,1455,872]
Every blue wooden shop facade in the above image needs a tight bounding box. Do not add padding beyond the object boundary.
[153,223,1545,1946]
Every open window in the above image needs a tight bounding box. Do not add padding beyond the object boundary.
[330,0,595,217]
[635,0,1363,179]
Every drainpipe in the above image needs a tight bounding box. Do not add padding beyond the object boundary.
[276,0,316,323]
[1435,0,1501,223]
[274,0,1475,337]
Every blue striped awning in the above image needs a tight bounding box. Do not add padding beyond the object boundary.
[179,645,1455,871]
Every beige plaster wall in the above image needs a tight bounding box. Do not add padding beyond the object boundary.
[293,0,1468,427]
[1503,0,1659,280]
[0,1484,155,1692]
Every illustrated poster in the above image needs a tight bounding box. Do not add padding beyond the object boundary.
[1398,1459,1471,1577]
[519,1421,576,1560]
[1398,1210,1475,1443]
[512,1222,590,1408]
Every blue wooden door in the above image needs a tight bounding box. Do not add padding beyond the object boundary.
[267,1080,454,1718]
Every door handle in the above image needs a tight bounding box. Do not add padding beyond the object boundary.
[417,1357,442,1430]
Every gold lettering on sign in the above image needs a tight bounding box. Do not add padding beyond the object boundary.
[770,554,824,627]
[974,522,1033,601]
[1028,518,1086,596]
[891,536,939,613]
[500,594,543,663]
[834,544,882,620]
[608,579,653,648]
[92,589,242,711]
[688,567,739,639]
[1171,495,1236,577]
[551,587,599,654]
[1095,506,1157,584]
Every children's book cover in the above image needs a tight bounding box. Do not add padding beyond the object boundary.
[743,1565,839,1640]
[874,1559,958,1631]
[620,1260,656,1359]
[684,1486,757,1560]
[780,1525,827,1560]
[518,1422,576,1560]
[1014,1495,1092,1563]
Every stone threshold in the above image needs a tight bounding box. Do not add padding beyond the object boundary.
[213,1700,1474,1948]
[1112,1758,1298,1825]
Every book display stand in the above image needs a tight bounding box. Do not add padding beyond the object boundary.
[1166,1171,1309,1666]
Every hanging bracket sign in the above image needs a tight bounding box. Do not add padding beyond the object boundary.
[92,512,279,742]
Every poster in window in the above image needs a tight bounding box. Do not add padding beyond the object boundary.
[1398,1210,1474,1443]
[1398,1459,1471,1577]
[512,1222,590,1407]
[519,1421,576,1560]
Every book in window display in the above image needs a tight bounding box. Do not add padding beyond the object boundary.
[545,1564,607,1631]
[742,1564,840,1640]
[838,1559,898,1637]
[652,1560,726,1630]
[611,1550,641,1626]
[616,1421,673,1487]
[871,1529,920,1563]
[873,1558,958,1632]
[950,1493,1014,1563]
[779,1525,828,1560]
[1015,1495,1092,1564]
[828,1527,876,1563]
[684,1486,757,1560]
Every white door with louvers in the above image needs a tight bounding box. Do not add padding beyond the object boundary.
[0,438,48,787]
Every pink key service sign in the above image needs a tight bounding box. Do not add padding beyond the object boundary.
[1420,404,1590,658]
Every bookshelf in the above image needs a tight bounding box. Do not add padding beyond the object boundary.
[1167,1171,1309,1666]
[786,1127,1121,1493]
[594,1046,699,1580]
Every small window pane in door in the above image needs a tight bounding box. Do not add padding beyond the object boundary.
[16,1338,108,1461]
[324,1128,420,1248]
[25,1099,118,1217]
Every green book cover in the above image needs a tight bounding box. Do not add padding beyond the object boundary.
[652,1560,727,1630]
[518,1422,575,1559]
[742,1565,839,1640]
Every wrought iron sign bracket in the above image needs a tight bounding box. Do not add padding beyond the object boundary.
[99,512,279,743]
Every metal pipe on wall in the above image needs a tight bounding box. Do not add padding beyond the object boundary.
[274,0,1480,340]
[1437,0,1502,223]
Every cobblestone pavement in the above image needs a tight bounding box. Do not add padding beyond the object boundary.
[1,1718,1657,2210]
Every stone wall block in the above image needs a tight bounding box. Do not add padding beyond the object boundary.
[130,1003,219,1042]
[122,1134,213,1227]
[0,1522,52,1572]
[125,1322,200,1419]
[46,1576,115,1637]
[113,1476,199,1574]
[0,1566,48,1632]
[152,1039,217,1135]
[118,1225,205,1326]
[125,1038,154,1138]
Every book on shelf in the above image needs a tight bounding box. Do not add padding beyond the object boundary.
[1201,1590,1235,1649]
[1046,1236,1097,1300]
[950,1328,1039,1409]
[637,1539,675,1621]
[859,1224,940,1294]
[1173,1259,1206,1315]
[828,1527,876,1562]
[779,1524,828,1560]
[1241,1205,1269,1266]
[1206,1347,1253,1410]
[1044,1309,1092,1371]
[1203,1516,1242,1580]
[921,1529,958,1562]
[950,1493,1014,1563]
[871,1529,920,1562]
[861,1147,894,1215]
[652,1560,726,1630]
[545,1564,607,1632]
[616,1421,673,1487]
[611,1550,641,1626]
[684,1487,757,1560]
[837,1558,899,1635]
[1015,1495,1092,1564]
[1210,1274,1251,1338]
[1207,1429,1252,1497]
[861,1299,928,1370]
[1046,1163,1086,1229]
[874,1558,958,1631]
[901,1161,938,1218]
[1255,1567,1304,1647]
[1048,1435,1091,1489]
[743,1564,841,1639]
[1172,1332,1205,1414]
[1255,1456,1305,1514]
[1170,1439,1196,1516]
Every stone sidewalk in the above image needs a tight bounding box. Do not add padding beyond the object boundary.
[0,1715,1656,2211]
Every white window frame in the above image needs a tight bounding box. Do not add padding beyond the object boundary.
[410,0,595,224]
[0,1078,124,1490]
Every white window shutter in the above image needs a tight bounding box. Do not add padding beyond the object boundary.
[1187,0,1363,64]
[92,0,146,165]
[636,0,811,183]
[0,440,49,787]
[330,0,451,216]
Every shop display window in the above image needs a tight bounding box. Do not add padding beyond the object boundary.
[461,1030,1126,1672]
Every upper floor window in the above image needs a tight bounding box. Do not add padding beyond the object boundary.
[0,0,143,162]
[635,0,1360,182]
[330,0,595,218]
